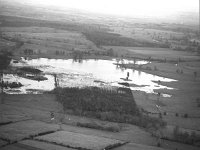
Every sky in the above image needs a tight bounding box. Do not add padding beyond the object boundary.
[21,0,199,17]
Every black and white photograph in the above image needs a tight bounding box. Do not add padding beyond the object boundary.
[0,0,199,149]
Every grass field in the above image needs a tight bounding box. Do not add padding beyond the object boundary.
[102,45,200,148]
[0,120,59,142]
[1,93,199,150]
[0,26,98,56]
[20,140,75,150]
[114,142,166,150]
[111,26,185,43]
[35,130,125,150]
[104,46,200,61]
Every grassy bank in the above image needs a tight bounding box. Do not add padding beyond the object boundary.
[52,87,166,129]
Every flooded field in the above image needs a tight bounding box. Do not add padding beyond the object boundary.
[4,58,177,96]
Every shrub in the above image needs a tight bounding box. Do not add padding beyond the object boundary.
[180,70,183,74]
[77,122,120,132]
[196,98,200,107]
[154,66,158,71]
[146,66,152,70]
[183,114,188,118]
[176,69,180,74]
[157,142,161,147]
[0,51,12,71]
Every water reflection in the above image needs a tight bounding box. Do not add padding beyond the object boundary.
[6,58,177,95]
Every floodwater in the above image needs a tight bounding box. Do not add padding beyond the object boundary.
[4,58,177,97]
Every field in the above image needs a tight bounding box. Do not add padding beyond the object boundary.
[104,46,200,61]
[0,26,98,57]
[0,120,59,142]
[105,45,200,146]
[110,26,185,44]
[20,140,75,150]
[0,92,200,150]
[35,130,125,150]
[1,140,75,150]
[0,93,199,150]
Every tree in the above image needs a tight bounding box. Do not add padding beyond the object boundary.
[0,51,12,70]
[194,71,197,78]
[0,51,12,103]
[107,48,114,56]
[173,126,180,138]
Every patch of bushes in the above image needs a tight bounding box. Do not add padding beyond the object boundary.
[76,122,120,132]
[53,87,166,129]
[183,113,188,118]
[157,142,161,147]
[72,51,84,62]
[146,66,152,70]
[173,126,200,146]
[154,66,158,71]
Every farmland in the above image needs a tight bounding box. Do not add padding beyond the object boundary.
[0,0,200,150]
